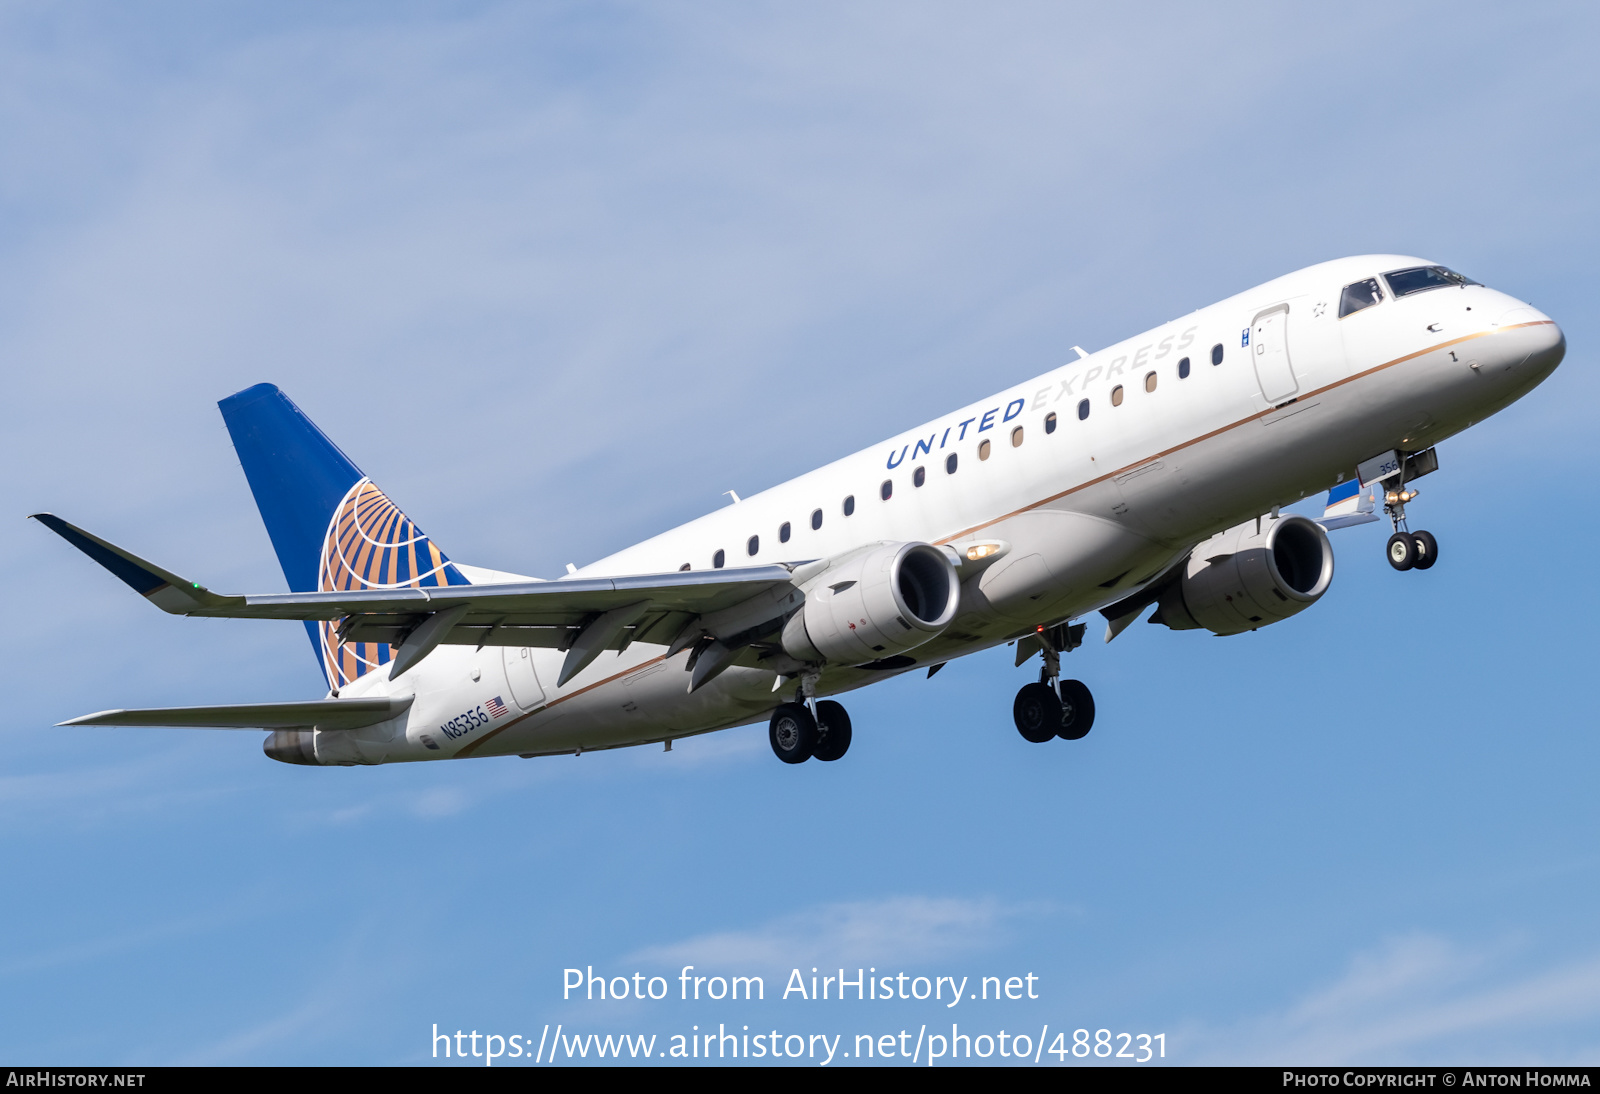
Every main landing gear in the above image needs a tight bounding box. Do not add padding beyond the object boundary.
[1012,622,1096,745]
[769,672,852,764]
[1381,467,1439,572]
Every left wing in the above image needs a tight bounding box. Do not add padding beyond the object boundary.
[34,513,804,685]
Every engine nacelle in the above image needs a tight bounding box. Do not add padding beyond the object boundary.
[1154,514,1334,636]
[264,728,321,765]
[781,541,960,665]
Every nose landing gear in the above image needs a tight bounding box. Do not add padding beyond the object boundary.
[1411,529,1438,569]
[1385,528,1439,571]
[1011,621,1095,744]
[1382,475,1439,572]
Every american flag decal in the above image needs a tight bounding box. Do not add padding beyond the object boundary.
[486,696,510,719]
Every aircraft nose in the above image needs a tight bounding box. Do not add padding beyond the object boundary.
[1534,320,1566,375]
[1495,305,1565,378]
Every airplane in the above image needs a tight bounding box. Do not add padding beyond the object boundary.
[33,255,1565,767]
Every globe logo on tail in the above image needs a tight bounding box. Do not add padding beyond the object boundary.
[317,478,467,688]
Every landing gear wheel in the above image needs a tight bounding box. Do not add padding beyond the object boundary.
[812,700,853,762]
[1386,531,1416,571]
[1411,530,1438,570]
[768,703,817,764]
[1057,679,1096,740]
[1013,682,1062,743]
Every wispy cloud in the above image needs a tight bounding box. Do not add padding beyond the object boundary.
[0,751,240,829]
[173,951,371,1066]
[172,906,422,1065]
[0,907,239,981]
[1192,934,1600,1065]
[626,895,1026,973]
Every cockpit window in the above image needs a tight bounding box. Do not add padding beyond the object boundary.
[1339,278,1384,318]
[1383,265,1480,298]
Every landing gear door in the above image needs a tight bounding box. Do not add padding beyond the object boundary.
[1251,304,1298,403]
[502,646,547,711]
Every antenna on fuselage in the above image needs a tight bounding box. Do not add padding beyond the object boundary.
[724,490,741,504]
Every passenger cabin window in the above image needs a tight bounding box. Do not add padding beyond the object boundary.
[713,549,725,569]
[843,495,855,516]
[779,521,791,543]
[1077,398,1090,420]
[1211,343,1224,366]
[1144,371,1157,393]
[1045,411,1057,433]
[978,439,992,460]
[1011,426,1024,447]
[1178,356,1190,379]
[913,466,926,487]
[1384,265,1480,298]
[747,535,759,556]
[1339,279,1384,318]
[880,479,893,501]
[946,453,958,474]
[1111,385,1124,407]
[811,508,823,530]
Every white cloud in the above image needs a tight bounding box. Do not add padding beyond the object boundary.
[0,750,240,828]
[410,786,471,818]
[1192,934,1600,1065]
[0,907,238,980]
[626,895,1023,973]
[177,991,344,1066]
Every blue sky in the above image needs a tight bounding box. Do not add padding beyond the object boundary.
[2,1,1597,1066]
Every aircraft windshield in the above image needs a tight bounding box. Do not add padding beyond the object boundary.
[1339,278,1384,318]
[1383,265,1480,298]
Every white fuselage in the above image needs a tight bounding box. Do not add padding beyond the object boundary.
[320,255,1564,765]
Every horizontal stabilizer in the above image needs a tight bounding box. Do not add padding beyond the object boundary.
[59,696,413,731]
[30,513,241,615]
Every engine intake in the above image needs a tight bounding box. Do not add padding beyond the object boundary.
[1154,514,1334,636]
[781,542,960,665]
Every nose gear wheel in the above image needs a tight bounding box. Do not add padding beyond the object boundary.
[1410,529,1438,570]
[1387,532,1416,571]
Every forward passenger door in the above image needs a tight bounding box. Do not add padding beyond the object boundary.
[1251,305,1299,403]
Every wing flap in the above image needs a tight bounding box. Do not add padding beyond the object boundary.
[59,697,413,731]
[219,567,798,621]
[340,607,698,652]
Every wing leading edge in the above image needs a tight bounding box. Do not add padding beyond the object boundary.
[33,512,802,671]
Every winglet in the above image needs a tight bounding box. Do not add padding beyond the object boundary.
[1316,479,1380,531]
[30,513,241,615]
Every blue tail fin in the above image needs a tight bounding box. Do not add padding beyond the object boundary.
[218,383,469,689]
